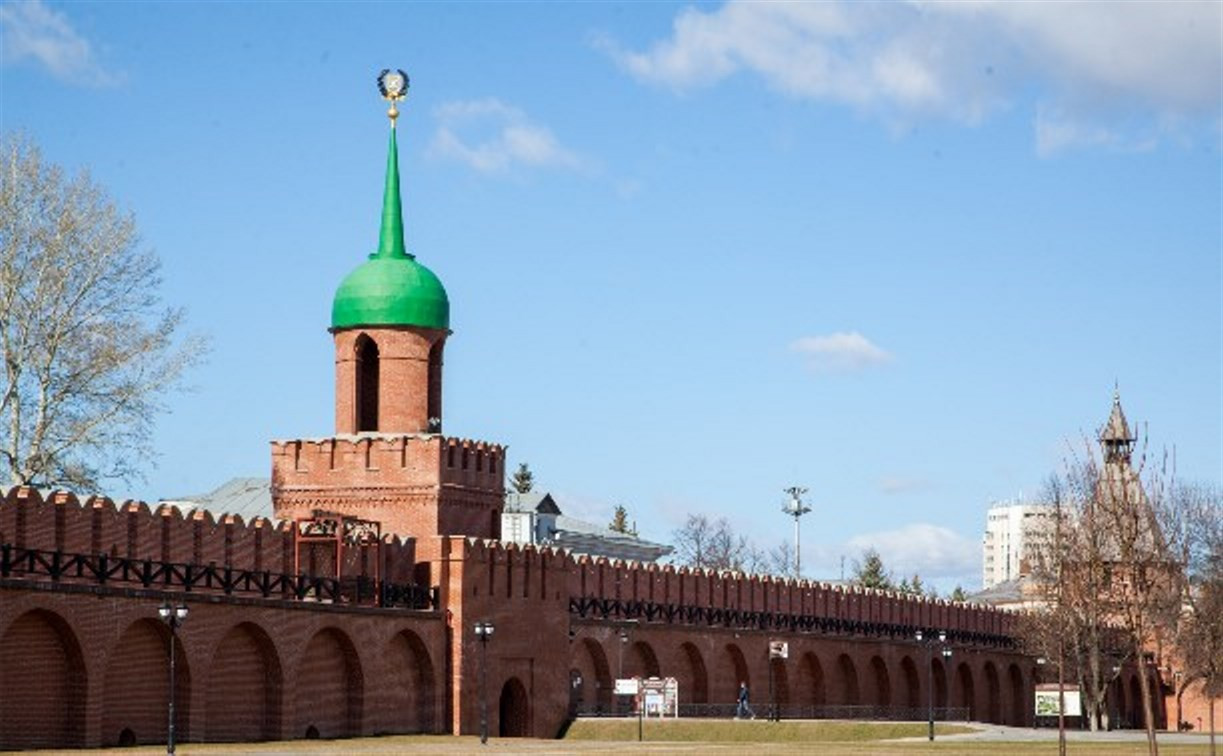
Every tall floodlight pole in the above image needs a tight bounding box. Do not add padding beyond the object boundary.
[781,487,812,578]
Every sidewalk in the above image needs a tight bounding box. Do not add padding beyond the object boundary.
[890,723,1216,745]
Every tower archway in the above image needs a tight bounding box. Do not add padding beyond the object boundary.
[498,677,530,737]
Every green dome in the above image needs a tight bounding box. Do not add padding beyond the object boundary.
[331,256,449,330]
[331,125,449,331]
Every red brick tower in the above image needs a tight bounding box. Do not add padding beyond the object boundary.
[271,71,504,539]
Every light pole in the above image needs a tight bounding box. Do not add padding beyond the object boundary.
[1037,652,1067,756]
[157,602,188,755]
[915,630,951,742]
[618,629,629,717]
[474,621,495,745]
[781,486,811,578]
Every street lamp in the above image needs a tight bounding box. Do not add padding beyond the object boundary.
[915,629,952,742]
[618,629,629,717]
[474,621,495,745]
[1036,652,1067,755]
[157,602,188,755]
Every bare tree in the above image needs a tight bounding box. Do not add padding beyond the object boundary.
[1168,482,1222,752]
[0,134,204,491]
[1030,458,1136,733]
[768,539,796,579]
[671,514,754,571]
[1029,409,1200,755]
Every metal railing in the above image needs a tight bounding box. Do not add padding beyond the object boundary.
[569,595,1014,648]
[0,543,437,610]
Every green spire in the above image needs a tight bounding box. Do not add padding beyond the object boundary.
[375,128,410,259]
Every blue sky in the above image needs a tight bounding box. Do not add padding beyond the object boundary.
[2,0,1219,591]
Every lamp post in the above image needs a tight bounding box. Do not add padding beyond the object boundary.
[157,602,188,755]
[1036,651,1067,756]
[474,621,495,745]
[618,629,629,717]
[915,630,951,742]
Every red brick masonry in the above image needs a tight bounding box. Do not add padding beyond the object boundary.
[0,485,1065,749]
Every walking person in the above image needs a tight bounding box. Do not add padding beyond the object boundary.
[736,681,755,719]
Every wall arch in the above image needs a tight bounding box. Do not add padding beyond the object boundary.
[1007,664,1025,726]
[800,652,826,707]
[294,627,363,739]
[103,618,190,746]
[955,662,976,721]
[206,621,283,742]
[679,642,709,704]
[627,640,661,679]
[901,655,921,709]
[386,629,435,733]
[870,656,891,706]
[932,658,949,711]
[834,653,860,706]
[770,658,790,709]
[498,677,530,737]
[575,638,611,713]
[0,609,87,748]
[1129,675,1143,729]
[723,643,750,706]
[983,662,1001,724]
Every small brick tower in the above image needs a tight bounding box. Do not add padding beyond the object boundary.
[271,71,504,539]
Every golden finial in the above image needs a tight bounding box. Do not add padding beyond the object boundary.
[377,69,409,127]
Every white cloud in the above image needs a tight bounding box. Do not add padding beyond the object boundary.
[0,0,118,86]
[429,98,585,174]
[602,0,1221,151]
[845,522,979,582]
[879,476,934,496]
[791,331,892,373]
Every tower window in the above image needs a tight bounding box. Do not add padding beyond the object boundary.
[355,334,379,432]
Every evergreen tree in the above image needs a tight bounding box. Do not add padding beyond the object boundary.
[950,585,967,602]
[511,462,534,494]
[909,573,926,596]
[608,504,637,535]
[852,548,893,590]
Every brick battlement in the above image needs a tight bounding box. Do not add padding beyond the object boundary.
[428,536,1013,642]
[271,433,505,490]
[271,434,506,541]
[0,485,416,584]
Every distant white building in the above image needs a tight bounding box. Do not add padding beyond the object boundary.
[981,500,1054,589]
[502,492,673,563]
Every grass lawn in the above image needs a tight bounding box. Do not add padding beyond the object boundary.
[19,721,1214,754]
